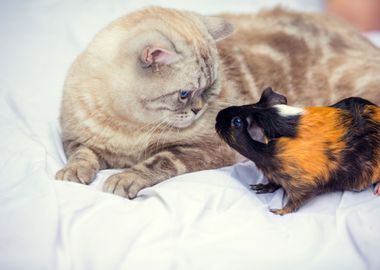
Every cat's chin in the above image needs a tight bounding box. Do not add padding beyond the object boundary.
[172,120,195,129]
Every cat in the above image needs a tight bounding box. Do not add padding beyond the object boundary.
[56,7,380,199]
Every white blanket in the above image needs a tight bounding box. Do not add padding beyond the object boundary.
[1,1,379,269]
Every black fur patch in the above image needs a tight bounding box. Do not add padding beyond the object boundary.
[324,99,380,192]
[252,106,300,140]
[330,97,378,111]
[324,141,338,163]
[215,89,300,172]
[215,105,277,164]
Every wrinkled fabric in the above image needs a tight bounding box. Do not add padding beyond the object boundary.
[0,1,379,270]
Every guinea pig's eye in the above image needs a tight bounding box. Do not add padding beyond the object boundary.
[179,90,191,100]
[231,117,243,129]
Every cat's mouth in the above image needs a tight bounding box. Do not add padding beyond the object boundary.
[194,103,208,120]
[172,103,208,128]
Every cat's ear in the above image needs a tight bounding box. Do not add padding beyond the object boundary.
[141,46,180,66]
[201,16,234,41]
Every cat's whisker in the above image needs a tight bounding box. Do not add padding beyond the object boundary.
[213,101,237,107]
[134,123,159,149]
[135,115,170,159]
[137,114,169,137]
[136,115,169,132]
[144,119,169,148]
[133,122,163,153]
[151,120,170,145]
[153,119,174,152]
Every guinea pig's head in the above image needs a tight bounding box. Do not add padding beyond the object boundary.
[215,105,255,155]
[215,87,299,156]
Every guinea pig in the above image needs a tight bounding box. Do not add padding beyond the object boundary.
[215,87,380,215]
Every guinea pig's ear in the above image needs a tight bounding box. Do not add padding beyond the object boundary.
[246,116,268,144]
[257,87,287,107]
[141,46,180,67]
[200,16,234,41]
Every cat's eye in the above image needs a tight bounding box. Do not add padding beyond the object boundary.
[231,117,242,129]
[179,90,190,99]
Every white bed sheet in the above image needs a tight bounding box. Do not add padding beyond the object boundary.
[0,1,379,269]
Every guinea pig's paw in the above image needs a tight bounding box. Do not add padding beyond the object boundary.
[103,172,149,199]
[55,161,98,184]
[374,182,380,196]
[270,208,292,216]
[250,183,280,194]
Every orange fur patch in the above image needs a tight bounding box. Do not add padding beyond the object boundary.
[368,105,380,122]
[366,105,380,184]
[276,107,348,185]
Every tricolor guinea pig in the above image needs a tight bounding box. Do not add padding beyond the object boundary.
[215,87,380,215]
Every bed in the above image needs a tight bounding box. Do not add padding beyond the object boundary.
[1,1,379,269]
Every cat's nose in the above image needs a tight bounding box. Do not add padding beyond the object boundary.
[191,107,201,115]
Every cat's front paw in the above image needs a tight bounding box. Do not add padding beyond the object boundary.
[103,172,150,199]
[56,161,98,184]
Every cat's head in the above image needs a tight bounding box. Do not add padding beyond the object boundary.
[84,7,234,129]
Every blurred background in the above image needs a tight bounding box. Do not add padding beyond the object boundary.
[326,0,380,45]
[326,0,380,32]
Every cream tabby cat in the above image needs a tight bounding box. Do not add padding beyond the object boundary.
[56,7,380,198]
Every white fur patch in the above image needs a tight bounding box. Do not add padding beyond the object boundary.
[273,104,304,117]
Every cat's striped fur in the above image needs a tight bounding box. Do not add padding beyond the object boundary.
[56,7,380,198]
